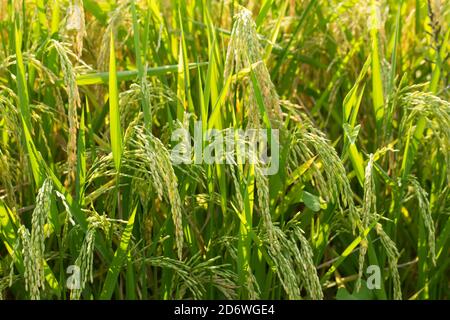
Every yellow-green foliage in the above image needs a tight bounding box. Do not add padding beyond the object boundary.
[0,0,448,300]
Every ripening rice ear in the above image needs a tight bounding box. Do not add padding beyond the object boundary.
[124,124,184,261]
[66,0,86,57]
[224,7,283,130]
[48,40,81,187]
[17,179,53,300]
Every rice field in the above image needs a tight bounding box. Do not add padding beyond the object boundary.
[0,0,449,300]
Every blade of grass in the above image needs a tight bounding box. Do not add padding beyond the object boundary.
[256,0,274,29]
[370,0,385,132]
[14,18,42,188]
[108,31,122,172]
[271,0,318,77]
[76,104,86,206]
[321,221,377,285]
[342,57,370,186]
[100,204,137,299]
[75,62,208,86]
[131,0,151,131]
[0,200,61,296]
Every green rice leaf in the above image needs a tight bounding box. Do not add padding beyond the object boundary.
[108,31,123,172]
[100,205,137,299]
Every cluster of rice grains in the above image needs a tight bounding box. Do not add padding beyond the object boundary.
[70,226,96,300]
[0,0,448,301]
[224,8,323,300]
[124,124,184,260]
[356,154,401,299]
[49,40,81,186]
[16,179,53,300]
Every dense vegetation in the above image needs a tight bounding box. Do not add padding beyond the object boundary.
[0,0,449,300]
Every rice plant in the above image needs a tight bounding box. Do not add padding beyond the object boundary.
[0,0,449,300]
